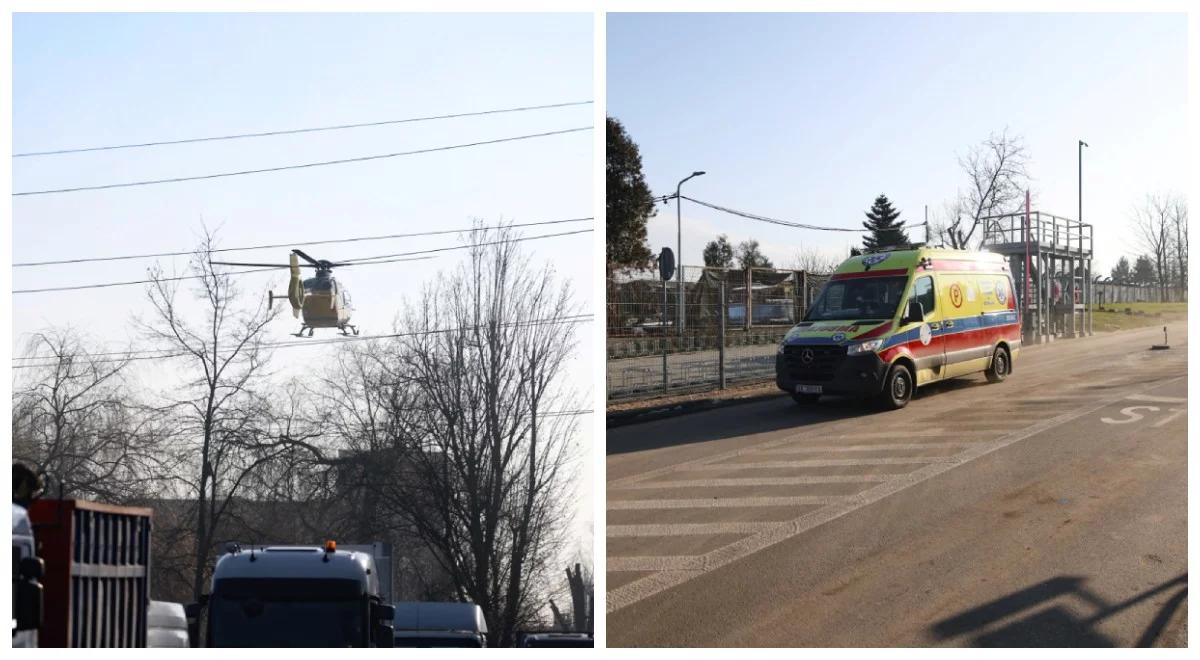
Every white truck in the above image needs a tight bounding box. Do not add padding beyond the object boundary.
[392,601,488,647]
[147,601,189,648]
[191,541,395,647]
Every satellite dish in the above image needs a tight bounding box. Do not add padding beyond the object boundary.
[658,247,675,282]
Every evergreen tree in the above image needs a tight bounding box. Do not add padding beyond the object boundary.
[606,117,656,269]
[736,239,773,269]
[1110,256,1132,284]
[861,194,910,251]
[1133,255,1156,285]
[703,234,735,268]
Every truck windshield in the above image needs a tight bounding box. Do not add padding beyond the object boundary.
[209,578,366,648]
[805,276,908,322]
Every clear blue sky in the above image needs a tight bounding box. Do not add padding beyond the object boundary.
[608,12,1187,274]
[13,12,593,550]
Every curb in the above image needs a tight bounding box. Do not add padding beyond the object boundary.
[606,388,784,428]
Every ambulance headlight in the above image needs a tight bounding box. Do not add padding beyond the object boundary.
[846,339,884,356]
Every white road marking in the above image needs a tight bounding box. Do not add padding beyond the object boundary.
[609,428,991,489]
[1126,393,1188,404]
[760,442,971,455]
[607,522,776,537]
[607,496,845,510]
[608,556,705,572]
[606,375,1186,613]
[679,457,956,470]
[1152,408,1187,428]
[1101,406,1159,424]
[614,475,892,490]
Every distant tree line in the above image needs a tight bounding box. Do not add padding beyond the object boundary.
[1106,192,1188,295]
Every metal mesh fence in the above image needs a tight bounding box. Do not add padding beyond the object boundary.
[606,265,829,401]
[1093,283,1186,304]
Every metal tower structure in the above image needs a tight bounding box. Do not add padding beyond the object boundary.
[981,208,1094,345]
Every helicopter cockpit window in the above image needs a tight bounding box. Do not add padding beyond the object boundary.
[303,278,334,294]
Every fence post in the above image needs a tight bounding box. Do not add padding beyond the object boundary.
[719,278,727,390]
[800,270,809,317]
[661,278,669,394]
[744,267,753,332]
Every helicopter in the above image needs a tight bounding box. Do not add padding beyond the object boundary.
[211,249,359,337]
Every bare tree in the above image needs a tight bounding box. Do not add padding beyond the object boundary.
[372,225,580,646]
[1171,196,1188,292]
[789,245,840,274]
[12,329,171,503]
[549,559,593,633]
[1131,193,1173,300]
[944,130,1031,249]
[298,345,458,601]
[140,229,323,601]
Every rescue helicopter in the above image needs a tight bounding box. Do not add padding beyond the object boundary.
[211,249,359,337]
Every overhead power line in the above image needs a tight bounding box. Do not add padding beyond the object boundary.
[14,126,592,197]
[13,100,593,158]
[14,216,592,268]
[13,228,592,294]
[676,194,927,233]
[342,228,590,265]
[12,256,433,294]
[12,314,592,367]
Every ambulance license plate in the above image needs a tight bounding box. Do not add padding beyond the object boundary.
[795,384,823,394]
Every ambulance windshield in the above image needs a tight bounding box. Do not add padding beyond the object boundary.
[805,276,908,322]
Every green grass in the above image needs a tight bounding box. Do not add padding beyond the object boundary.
[1092,302,1187,332]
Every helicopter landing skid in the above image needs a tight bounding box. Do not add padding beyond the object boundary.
[339,324,360,337]
[295,325,316,338]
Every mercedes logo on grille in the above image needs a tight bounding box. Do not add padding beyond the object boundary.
[799,348,815,364]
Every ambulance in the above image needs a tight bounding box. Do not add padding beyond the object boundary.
[776,248,1020,409]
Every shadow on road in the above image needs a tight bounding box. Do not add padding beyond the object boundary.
[606,392,881,455]
[607,373,1003,456]
[930,574,1187,647]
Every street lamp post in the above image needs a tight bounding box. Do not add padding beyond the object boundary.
[675,170,705,336]
[1079,139,1088,337]
[1078,140,1087,226]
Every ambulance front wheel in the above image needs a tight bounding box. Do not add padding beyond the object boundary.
[986,346,1011,383]
[879,363,914,410]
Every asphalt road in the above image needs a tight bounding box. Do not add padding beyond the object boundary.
[606,322,1188,647]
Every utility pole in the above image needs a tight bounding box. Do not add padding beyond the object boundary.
[1079,139,1089,338]
[1078,140,1087,226]
[675,171,705,336]
[924,204,929,245]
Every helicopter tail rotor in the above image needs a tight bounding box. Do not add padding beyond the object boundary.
[286,252,304,318]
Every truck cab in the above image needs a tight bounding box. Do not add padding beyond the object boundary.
[198,542,394,647]
[391,601,488,647]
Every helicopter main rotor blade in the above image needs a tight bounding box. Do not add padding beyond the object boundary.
[291,249,321,267]
[210,260,324,268]
[210,261,294,268]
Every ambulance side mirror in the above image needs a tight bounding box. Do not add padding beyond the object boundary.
[904,300,924,324]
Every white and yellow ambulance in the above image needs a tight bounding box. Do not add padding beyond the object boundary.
[776,248,1020,409]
